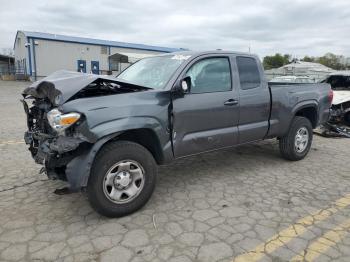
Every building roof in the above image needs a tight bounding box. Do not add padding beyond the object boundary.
[16,30,186,53]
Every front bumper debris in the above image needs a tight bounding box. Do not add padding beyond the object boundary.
[24,131,84,162]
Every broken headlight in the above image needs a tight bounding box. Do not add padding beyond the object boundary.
[47,108,81,133]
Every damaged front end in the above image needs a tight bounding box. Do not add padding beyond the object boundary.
[22,70,152,190]
[318,73,350,138]
[21,85,88,181]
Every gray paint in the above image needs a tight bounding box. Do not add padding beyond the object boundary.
[234,55,271,144]
[268,83,331,137]
[23,51,332,190]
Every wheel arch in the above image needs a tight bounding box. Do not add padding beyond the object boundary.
[293,103,319,128]
[110,128,165,165]
[65,128,164,191]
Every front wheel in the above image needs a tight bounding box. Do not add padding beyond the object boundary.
[87,141,157,217]
[279,116,313,161]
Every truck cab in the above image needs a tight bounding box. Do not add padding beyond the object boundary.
[170,53,270,156]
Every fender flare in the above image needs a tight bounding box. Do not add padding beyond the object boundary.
[65,132,121,191]
[291,100,319,128]
[65,125,168,191]
[291,100,319,116]
[65,116,168,190]
[277,100,319,137]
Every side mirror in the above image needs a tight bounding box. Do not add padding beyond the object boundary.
[172,76,191,96]
[174,76,191,94]
[181,76,191,92]
[181,78,190,92]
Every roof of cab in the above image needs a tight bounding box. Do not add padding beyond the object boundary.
[156,50,258,58]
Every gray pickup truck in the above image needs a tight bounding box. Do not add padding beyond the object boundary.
[22,51,332,217]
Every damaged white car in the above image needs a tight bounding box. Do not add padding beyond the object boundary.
[320,72,350,137]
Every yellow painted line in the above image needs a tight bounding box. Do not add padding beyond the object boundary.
[290,218,350,262]
[233,194,350,262]
[0,140,25,145]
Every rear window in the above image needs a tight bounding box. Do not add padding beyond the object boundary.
[236,57,261,90]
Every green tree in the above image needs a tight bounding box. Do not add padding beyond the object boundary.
[316,53,346,70]
[301,56,315,62]
[263,53,291,70]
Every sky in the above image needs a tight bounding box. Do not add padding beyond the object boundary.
[0,0,349,58]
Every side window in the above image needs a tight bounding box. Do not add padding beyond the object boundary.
[185,57,231,93]
[236,56,261,90]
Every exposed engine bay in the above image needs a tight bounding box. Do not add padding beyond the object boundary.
[70,79,150,100]
[318,72,350,138]
[21,94,87,181]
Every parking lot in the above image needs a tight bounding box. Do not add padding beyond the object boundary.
[0,80,350,262]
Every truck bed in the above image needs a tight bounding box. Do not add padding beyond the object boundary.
[267,83,331,138]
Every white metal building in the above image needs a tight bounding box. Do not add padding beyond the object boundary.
[265,61,334,81]
[14,30,185,80]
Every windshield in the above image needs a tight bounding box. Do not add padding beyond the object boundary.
[117,55,189,89]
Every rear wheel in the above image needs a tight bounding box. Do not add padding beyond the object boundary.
[87,141,157,217]
[279,116,313,161]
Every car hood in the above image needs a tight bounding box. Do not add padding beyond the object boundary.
[22,70,148,105]
[333,90,350,105]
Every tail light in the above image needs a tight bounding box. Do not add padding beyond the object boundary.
[328,89,334,104]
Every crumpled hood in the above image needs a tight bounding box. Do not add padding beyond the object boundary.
[22,70,126,105]
[333,91,350,105]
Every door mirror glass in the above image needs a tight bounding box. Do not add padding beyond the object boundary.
[181,79,189,92]
[181,76,191,92]
[173,76,191,95]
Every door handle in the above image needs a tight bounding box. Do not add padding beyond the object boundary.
[224,99,238,106]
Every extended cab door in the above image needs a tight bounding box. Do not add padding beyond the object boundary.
[172,55,239,157]
[235,56,270,143]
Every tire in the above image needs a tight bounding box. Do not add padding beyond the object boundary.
[87,141,157,217]
[279,116,313,161]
